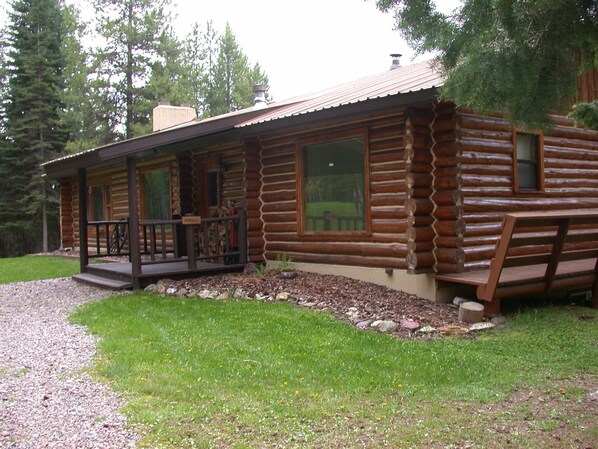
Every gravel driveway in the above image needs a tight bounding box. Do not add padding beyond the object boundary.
[0,278,139,449]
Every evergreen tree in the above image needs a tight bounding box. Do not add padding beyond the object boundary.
[376,0,598,129]
[2,0,66,255]
[92,0,173,140]
[208,23,269,116]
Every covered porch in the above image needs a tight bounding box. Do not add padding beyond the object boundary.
[73,157,248,290]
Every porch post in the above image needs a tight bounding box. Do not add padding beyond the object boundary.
[127,156,142,289]
[238,207,248,264]
[77,168,88,273]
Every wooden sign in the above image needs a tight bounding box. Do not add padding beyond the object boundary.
[182,216,202,225]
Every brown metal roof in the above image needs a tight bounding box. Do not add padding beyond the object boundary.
[43,60,443,177]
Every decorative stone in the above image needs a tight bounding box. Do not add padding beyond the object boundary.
[243,262,258,275]
[275,292,291,301]
[491,316,508,326]
[458,301,485,323]
[301,302,317,308]
[176,288,188,297]
[399,319,421,331]
[468,322,496,332]
[198,290,216,299]
[378,320,398,333]
[166,287,177,295]
[453,296,470,306]
[144,284,157,293]
[437,325,469,335]
[371,320,382,328]
[280,270,298,280]
[417,325,437,334]
[232,288,245,298]
[216,291,229,300]
[356,320,372,329]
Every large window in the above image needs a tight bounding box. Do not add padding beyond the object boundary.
[514,131,543,192]
[299,134,368,233]
[142,167,171,219]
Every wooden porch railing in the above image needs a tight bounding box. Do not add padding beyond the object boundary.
[85,209,247,269]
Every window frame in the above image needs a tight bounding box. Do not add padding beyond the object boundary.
[295,128,371,238]
[139,165,172,220]
[513,130,544,193]
[87,182,111,222]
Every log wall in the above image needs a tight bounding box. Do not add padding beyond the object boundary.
[59,180,74,249]
[259,109,410,269]
[64,155,180,250]
[457,109,598,270]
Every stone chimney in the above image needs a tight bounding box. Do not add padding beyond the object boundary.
[390,53,402,70]
[152,102,197,132]
[252,84,268,109]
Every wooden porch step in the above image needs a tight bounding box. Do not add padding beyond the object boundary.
[73,273,133,290]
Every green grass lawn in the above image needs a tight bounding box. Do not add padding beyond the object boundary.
[72,293,598,448]
[0,255,80,284]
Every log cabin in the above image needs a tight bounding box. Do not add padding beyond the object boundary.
[43,59,598,312]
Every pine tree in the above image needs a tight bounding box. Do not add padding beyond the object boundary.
[92,0,173,140]
[2,0,66,255]
[208,23,269,116]
[376,0,598,129]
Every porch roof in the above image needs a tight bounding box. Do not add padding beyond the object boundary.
[43,60,443,178]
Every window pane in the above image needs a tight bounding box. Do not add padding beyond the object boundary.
[208,171,219,207]
[303,137,366,232]
[516,132,540,190]
[90,186,104,221]
[143,168,170,219]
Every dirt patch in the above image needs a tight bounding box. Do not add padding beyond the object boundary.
[167,268,466,339]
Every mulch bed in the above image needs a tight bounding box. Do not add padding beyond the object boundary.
[167,268,466,339]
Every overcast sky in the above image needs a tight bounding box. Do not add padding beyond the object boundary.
[1,0,461,102]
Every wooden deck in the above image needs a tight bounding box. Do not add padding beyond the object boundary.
[74,260,246,290]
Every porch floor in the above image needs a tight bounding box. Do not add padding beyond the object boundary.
[75,259,246,290]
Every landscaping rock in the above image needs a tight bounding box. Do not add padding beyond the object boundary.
[417,325,437,334]
[458,301,485,323]
[231,288,246,299]
[371,320,382,328]
[166,287,177,295]
[453,296,470,306]
[243,262,258,275]
[437,325,469,335]
[399,319,421,331]
[491,315,508,326]
[176,288,188,297]
[280,270,298,279]
[216,291,229,300]
[356,320,372,329]
[144,284,157,293]
[275,292,291,301]
[198,289,217,299]
[468,322,496,332]
[378,320,398,333]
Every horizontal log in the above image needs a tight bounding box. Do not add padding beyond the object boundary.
[406,172,434,188]
[370,149,403,165]
[370,171,407,183]
[433,156,462,168]
[369,123,406,140]
[434,262,465,274]
[432,112,458,133]
[405,108,434,126]
[371,220,408,234]
[261,201,297,213]
[543,136,598,152]
[407,187,434,199]
[264,251,409,270]
[461,164,513,176]
[460,139,513,155]
[261,190,296,203]
[432,189,464,207]
[544,157,598,170]
[433,129,459,144]
[407,240,434,253]
[261,162,295,177]
[248,236,265,250]
[434,205,462,220]
[248,218,264,231]
[407,162,434,174]
[371,206,407,220]
[435,235,463,248]
[263,173,296,185]
[404,132,432,150]
[460,128,512,142]
[406,225,436,243]
[405,198,434,216]
[406,251,435,270]
[432,141,460,158]
[434,175,461,191]
[261,211,297,222]
[407,214,434,227]
[404,146,433,164]
[459,113,511,132]
[463,197,598,212]
[370,137,403,152]
[461,175,512,188]
[370,182,406,195]
[434,219,465,237]
[265,241,408,258]
[435,247,466,265]
[370,194,405,207]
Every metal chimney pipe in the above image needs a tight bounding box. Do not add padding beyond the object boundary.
[390,53,402,70]
[252,84,268,109]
